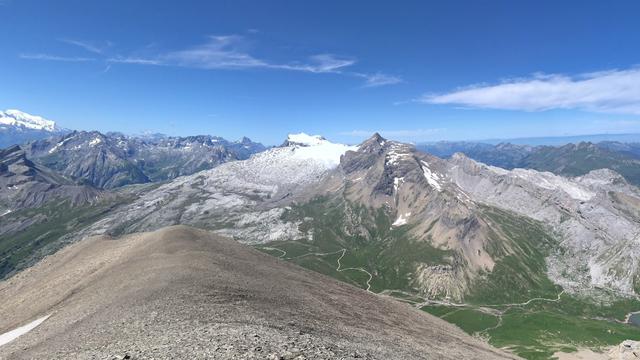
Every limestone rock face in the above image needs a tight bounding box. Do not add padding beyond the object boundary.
[609,340,640,359]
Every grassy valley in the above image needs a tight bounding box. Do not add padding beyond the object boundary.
[0,193,138,279]
[256,196,640,359]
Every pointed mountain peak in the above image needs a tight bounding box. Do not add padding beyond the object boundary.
[357,132,388,153]
[370,132,385,142]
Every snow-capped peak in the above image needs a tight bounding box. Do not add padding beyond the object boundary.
[277,133,357,167]
[286,133,328,146]
[0,109,57,131]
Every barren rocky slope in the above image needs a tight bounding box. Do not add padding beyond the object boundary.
[0,226,514,360]
[0,145,103,214]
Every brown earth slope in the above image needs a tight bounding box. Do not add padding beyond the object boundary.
[0,225,517,359]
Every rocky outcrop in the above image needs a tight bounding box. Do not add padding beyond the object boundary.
[609,340,640,359]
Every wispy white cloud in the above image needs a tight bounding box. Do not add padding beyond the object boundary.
[21,34,400,87]
[151,35,268,69]
[420,67,640,115]
[275,53,356,73]
[59,38,111,54]
[108,57,164,65]
[110,36,356,74]
[19,53,95,62]
[353,72,404,88]
[108,35,397,86]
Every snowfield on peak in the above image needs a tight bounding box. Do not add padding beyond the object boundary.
[286,132,327,146]
[0,109,57,132]
[291,144,357,168]
[285,133,357,167]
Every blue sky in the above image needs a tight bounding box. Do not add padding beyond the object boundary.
[2,0,640,145]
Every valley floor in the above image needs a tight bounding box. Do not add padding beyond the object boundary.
[257,243,640,360]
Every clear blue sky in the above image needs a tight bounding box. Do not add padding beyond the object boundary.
[1,0,640,145]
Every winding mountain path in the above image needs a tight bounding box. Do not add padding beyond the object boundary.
[335,249,374,292]
[260,246,374,292]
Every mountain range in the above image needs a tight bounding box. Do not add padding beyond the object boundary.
[24,130,265,188]
[2,113,640,358]
[0,110,266,189]
[419,141,640,186]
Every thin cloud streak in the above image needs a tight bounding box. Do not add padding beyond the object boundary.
[421,67,640,115]
[108,35,397,86]
[273,53,356,73]
[19,53,95,62]
[110,36,356,74]
[108,57,164,65]
[59,38,110,54]
[153,35,269,69]
[20,34,401,87]
[353,72,404,87]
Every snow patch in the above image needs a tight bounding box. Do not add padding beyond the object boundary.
[421,161,443,191]
[88,137,102,146]
[393,177,404,193]
[48,135,76,154]
[0,314,50,347]
[392,212,411,226]
[386,143,412,165]
[48,142,62,154]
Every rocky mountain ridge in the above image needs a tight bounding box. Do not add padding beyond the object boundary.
[24,130,266,188]
[419,140,640,186]
[0,145,102,214]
